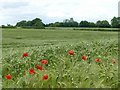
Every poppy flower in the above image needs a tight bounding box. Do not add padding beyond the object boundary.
[68,50,75,55]
[82,55,86,60]
[6,74,12,80]
[96,58,101,62]
[112,60,116,64]
[29,69,35,74]
[42,75,48,80]
[23,53,28,57]
[35,66,43,70]
[41,60,48,64]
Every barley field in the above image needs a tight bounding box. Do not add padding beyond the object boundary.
[2,28,118,88]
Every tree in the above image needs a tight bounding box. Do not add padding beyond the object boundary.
[2,24,16,28]
[96,20,111,28]
[1,25,5,28]
[62,18,78,27]
[69,18,74,22]
[16,18,45,29]
[102,20,111,28]
[89,22,96,27]
[31,18,45,29]
[16,20,27,27]
[72,21,78,27]
[53,22,61,27]
[79,21,89,27]
[26,21,32,26]
[63,19,69,23]
[111,17,120,28]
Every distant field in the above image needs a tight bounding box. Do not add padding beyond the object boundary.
[45,27,119,31]
[2,28,118,48]
[2,28,118,88]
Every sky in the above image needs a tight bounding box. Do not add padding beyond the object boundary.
[0,0,119,25]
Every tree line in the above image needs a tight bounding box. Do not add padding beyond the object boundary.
[1,17,120,29]
[46,17,120,28]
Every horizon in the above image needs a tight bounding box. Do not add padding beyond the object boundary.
[0,0,119,25]
[0,17,118,26]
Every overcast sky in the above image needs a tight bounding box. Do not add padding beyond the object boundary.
[0,0,119,25]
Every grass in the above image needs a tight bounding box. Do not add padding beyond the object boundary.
[2,28,118,88]
[46,27,119,31]
[0,28,2,89]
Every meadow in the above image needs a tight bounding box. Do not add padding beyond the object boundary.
[2,28,118,88]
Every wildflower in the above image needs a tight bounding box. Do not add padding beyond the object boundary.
[41,60,48,64]
[6,74,12,80]
[35,66,43,70]
[29,69,35,74]
[96,58,101,62]
[112,60,116,64]
[23,53,28,57]
[42,75,48,80]
[68,50,75,55]
[82,55,86,60]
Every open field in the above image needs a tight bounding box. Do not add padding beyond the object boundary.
[2,28,118,88]
[45,27,120,31]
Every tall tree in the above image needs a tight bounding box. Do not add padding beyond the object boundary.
[111,17,120,28]
[89,22,96,27]
[79,21,89,27]
[16,20,27,27]
[62,18,78,27]
[16,18,45,29]
[31,18,45,29]
[96,20,111,28]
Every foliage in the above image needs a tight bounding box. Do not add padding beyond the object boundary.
[96,20,111,28]
[2,24,16,28]
[2,17,120,28]
[79,21,90,27]
[46,18,78,27]
[16,18,45,29]
[111,17,120,28]
[46,17,119,28]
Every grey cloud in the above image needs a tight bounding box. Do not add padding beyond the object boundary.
[1,1,29,9]
[0,0,119,26]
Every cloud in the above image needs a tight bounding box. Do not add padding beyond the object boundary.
[47,11,65,18]
[1,2,28,9]
[118,1,120,17]
[0,0,119,25]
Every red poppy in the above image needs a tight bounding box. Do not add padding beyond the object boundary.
[82,55,86,60]
[23,53,28,57]
[112,60,116,64]
[29,69,35,74]
[42,75,48,80]
[96,58,101,62]
[68,50,75,55]
[41,60,48,64]
[6,74,12,80]
[35,66,43,70]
